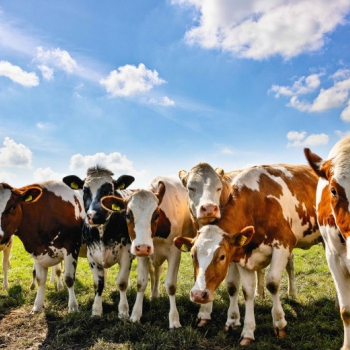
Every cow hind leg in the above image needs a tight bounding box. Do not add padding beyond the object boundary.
[225,262,241,330]
[255,268,265,298]
[52,262,64,291]
[32,261,48,313]
[63,254,78,313]
[2,240,12,291]
[151,264,163,299]
[286,252,297,298]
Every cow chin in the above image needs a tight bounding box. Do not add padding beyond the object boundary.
[197,216,219,226]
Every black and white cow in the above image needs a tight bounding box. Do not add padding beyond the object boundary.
[63,166,135,318]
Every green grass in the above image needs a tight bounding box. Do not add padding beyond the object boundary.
[0,237,343,350]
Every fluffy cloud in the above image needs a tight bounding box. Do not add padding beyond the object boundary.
[286,131,329,147]
[33,167,65,182]
[100,63,166,97]
[36,122,54,130]
[341,100,350,122]
[35,46,77,77]
[173,0,350,59]
[148,96,175,106]
[0,137,32,167]
[0,60,39,86]
[70,152,145,178]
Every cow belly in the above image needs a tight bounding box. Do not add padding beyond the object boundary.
[33,251,64,268]
[89,244,123,268]
[295,231,321,249]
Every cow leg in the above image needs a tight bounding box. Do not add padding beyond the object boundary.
[151,264,163,299]
[237,266,256,344]
[255,268,265,298]
[325,246,350,350]
[52,263,64,291]
[32,261,48,312]
[286,252,297,298]
[88,257,104,316]
[197,303,213,327]
[165,245,182,329]
[266,250,288,337]
[225,262,241,330]
[2,239,12,290]
[131,256,149,323]
[63,253,78,313]
[30,262,36,290]
[116,248,131,319]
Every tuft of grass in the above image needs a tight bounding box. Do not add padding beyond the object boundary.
[0,237,344,349]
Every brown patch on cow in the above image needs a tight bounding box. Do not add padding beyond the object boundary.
[127,220,136,241]
[118,282,127,291]
[341,308,350,326]
[65,276,74,288]
[226,282,237,296]
[155,209,171,239]
[267,281,278,295]
[168,285,176,296]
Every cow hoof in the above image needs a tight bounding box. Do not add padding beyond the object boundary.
[169,325,182,331]
[274,327,287,338]
[239,338,254,346]
[225,323,240,331]
[118,313,129,320]
[196,318,209,327]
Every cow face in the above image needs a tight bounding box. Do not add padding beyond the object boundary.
[63,166,134,226]
[101,181,165,256]
[174,225,254,304]
[305,146,350,255]
[179,163,227,227]
[0,183,42,243]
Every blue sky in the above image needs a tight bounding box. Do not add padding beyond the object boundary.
[1,0,350,188]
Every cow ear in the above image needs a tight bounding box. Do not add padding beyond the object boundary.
[224,226,255,247]
[20,186,43,203]
[179,170,189,187]
[155,181,166,205]
[114,175,135,190]
[304,148,328,179]
[62,175,84,190]
[174,236,193,252]
[101,196,125,212]
[215,167,225,177]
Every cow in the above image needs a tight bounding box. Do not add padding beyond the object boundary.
[0,237,13,290]
[30,263,64,291]
[0,180,85,313]
[178,163,297,327]
[62,166,135,318]
[175,163,320,345]
[101,176,195,328]
[305,135,350,350]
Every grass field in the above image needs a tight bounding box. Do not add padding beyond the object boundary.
[0,237,343,350]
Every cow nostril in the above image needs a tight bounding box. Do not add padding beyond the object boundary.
[202,291,207,299]
[135,245,141,251]
[200,205,206,212]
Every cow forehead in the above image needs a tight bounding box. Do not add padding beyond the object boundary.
[329,136,350,181]
[85,176,112,195]
[0,187,12,217]
[188,169,221,190]
[128,190,158,217]
[194,226,224,259]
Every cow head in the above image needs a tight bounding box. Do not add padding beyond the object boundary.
[179,163,231,228]
[0,183,43,244]
[305,145,350,257]
[101,181,166,256]
[174,225,254,304]
[63,166,134,226]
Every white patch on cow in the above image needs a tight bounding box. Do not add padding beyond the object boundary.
[0,187,11,237]
[233,167,262,192]
[41,181,85,219]
[34,248,66,267]
[274,166,293,179]
[192,226,223,291]
[238,241,274,270]
[346,237,350,260]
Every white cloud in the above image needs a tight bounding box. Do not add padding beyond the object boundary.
[335,130,350,138]
[0,171,17,183]
[286,131,329,147]
[148,96,175,106]
[33,167,65,182]
[100,63,166,97]
[0,60,39,86]
[271,74,322,97]
[69,152,146,178]
[35,46,77,74]
[341,100,350,122]
[36,122,54,130]
[37,64,54,81]
[0,137,32,167]
[222,147,234,155]
[173,0,350,59]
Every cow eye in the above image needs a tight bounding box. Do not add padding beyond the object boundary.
[152,213,159,222]
[220,254,225,261]
[188,187,196,193]
[217,188,222,192]
[330,187,338,198]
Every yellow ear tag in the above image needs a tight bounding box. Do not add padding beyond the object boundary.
[238,235,247,246]
[181,244,190,252]
[118,183,125,190]
[24,195,33,202]
[112,204,121,211]
[71,182,79,190]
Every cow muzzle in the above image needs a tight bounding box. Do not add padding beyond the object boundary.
[134,244,153,257]
[198,203,220,220]
[190,289,214,304]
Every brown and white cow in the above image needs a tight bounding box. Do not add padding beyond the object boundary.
[101,176,194,328]
[63,166,135,318]
[0,181,85,313]
[0,237,12,290]
[178,163,297,327]
[176,163,320,344]
[305,135,350,350]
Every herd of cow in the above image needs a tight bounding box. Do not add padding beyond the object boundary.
[0,135,350,349]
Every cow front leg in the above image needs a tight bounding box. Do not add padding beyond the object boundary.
[130,256,149,323]
[32,261,48,313]
[116,247,132,319]
[237,266,256,345]
[165,246,181,329]
[2,239,12,290]
[63,253,78,313]
[225,262,241,330]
